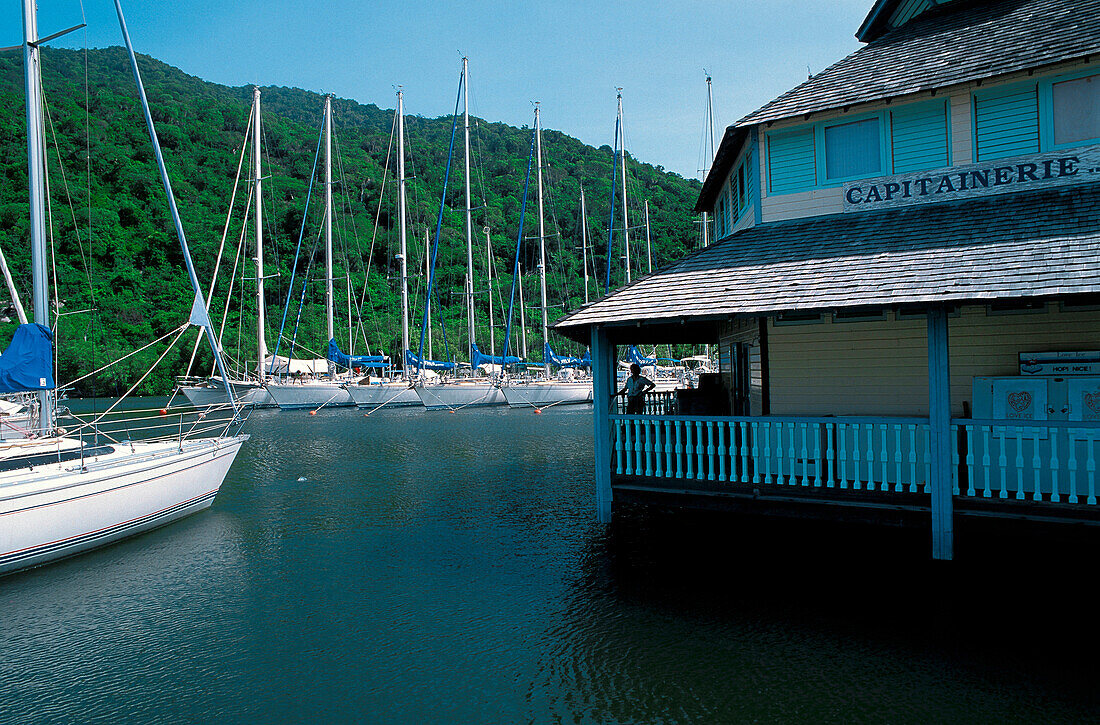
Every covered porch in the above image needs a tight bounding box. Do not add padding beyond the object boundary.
[555,186,1100,560]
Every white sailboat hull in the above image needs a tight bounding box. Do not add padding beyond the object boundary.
[502,380,593,408]
[265,381,354,409]
[346,383,421,408]
[180,380,275,408]
[415,382,506,411]
[0,435,247,576]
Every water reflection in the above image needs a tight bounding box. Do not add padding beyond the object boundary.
[1,402,1098,723]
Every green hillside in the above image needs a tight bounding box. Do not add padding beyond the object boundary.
[0,47,701,395]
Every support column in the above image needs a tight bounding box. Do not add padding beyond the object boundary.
[591,325,616,523]
[927,307,954,560]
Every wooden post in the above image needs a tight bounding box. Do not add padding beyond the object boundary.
[927,307,954,560]
[592,326,616,523]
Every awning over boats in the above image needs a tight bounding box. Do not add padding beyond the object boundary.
[265,355,328,375]
[405,350,456,371]
[545,343,590,369]
[471,343,522,369]
[0,323,55,393]
[328,339,388,369]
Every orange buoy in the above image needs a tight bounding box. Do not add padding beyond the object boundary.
[159,408,168,415]
[534,408,542,415]
[309,410,317,416]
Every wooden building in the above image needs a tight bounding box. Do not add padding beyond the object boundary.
[554,0,1100,559]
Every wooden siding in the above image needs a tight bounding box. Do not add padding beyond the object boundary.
[890,101,950,172]
[761,187,844,222]
[763,306,1100,418]
[767,128,817,194]
[888,0,933,27]
[974,84,1040,161]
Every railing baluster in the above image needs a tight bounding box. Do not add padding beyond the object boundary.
[615,419,625,475]
[964,424,975,497]
[674,420,684,479]
[997,432,1008,499]
[684,421,695,480]
[695,421,706,481]
[665,419,674,478]
[762,423,772,485]
[1050,428,1061,503]
[1067,428,1078,504]
[718,421,728,483]
[922,426,931,494]
[644,419,654,477]
[867,425,876,491]
[1031,426,1043,502]
[981,427,991,498]
[634,418,644,476]
[1014,427,1026,500]
[775,423,785,486]
[750,421,760,485]
[879,424,888,492]
[712,420,721,481]
[907,424,918,493]
[826,423,835,488]
[852,424,862,490]
[892,424,902,493]
[654,419,664,478]
[786,422,796,486]
[739,421,750,484]
[838,423,848,489]
[1087,431,1097,506]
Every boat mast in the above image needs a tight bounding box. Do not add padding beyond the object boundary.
[534,104,549,377]
[484,226,496,358]
[617,90,631,284]
[580,185,589,304]
[425,227,432,360]
[252,87,267,381]
[703,73,715,247]
[644,199,652,274]
[22,0,51,431]
[324,94,335,375]
[462,57,476,360]
[397,89,410,379]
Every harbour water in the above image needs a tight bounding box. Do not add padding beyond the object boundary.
[1,402,1098,722]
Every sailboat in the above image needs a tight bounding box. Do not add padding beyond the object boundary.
[413,58,506,411]
[501,104,592,409]
[179,86,275,408]
[346,88,421,410]
[1,0,247,576]
[265,95,359,409]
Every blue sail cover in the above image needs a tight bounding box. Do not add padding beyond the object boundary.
[405,350,457,371]
[628,345,656,367]
[0,323,55,393]
[470,343,522,368]
[328,339,389,369]
[544,343,591,369]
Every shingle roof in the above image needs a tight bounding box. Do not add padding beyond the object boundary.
[738,0,1100,128]
[555,183,1100,333]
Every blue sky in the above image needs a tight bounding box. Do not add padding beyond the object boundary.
[6,1,871,179]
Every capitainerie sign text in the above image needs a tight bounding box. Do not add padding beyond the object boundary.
[842,144,1100,212]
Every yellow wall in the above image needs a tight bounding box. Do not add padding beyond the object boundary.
[723,305,1100,417]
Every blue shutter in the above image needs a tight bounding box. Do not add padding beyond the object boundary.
[974,85,1039,161]
[768,128,816,194]
[891,101,949,173]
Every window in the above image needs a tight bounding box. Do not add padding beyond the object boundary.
[824,117,883,179]
[1052,73,1100,146]
[768,128,817,193]
[737,165,746,210]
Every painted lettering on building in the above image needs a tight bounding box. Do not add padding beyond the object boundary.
[843,145,1100,212]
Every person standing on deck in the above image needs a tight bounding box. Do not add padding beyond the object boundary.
[616,363,655,414]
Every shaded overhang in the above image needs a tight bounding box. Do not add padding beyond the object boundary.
[557,183,1100,344]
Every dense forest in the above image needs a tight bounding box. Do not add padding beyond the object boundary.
[0,47,702,395]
